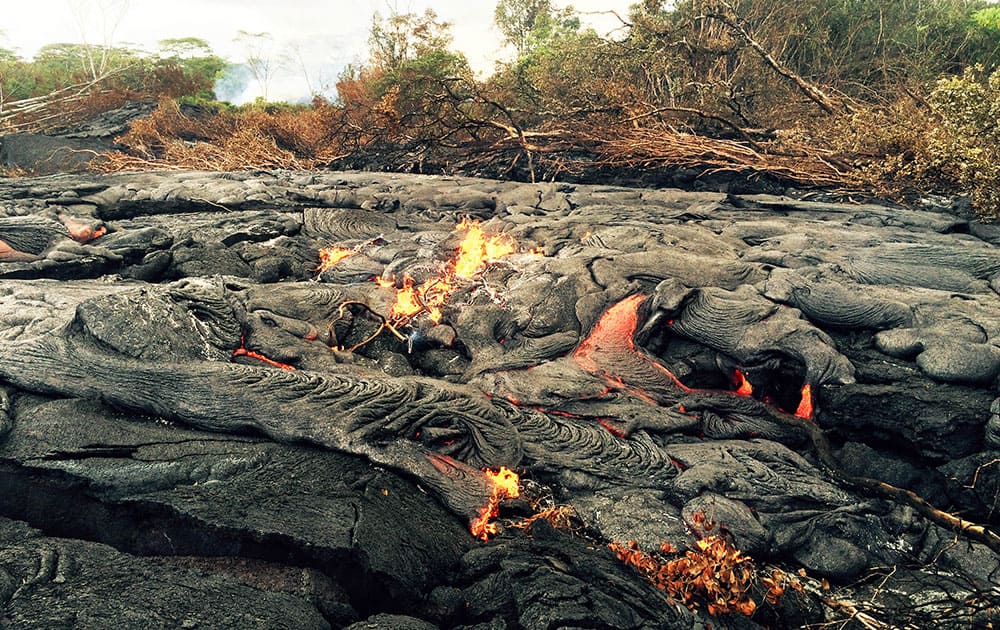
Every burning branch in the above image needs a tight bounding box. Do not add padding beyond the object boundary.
[327,301,408,353]
[470,466,520,541]
[320,219,531,352]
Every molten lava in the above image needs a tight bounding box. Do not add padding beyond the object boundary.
[232,335,296,371]
[577,295,819,423]
[62,218,106,243]
[574,293,692,398]
[794,384,813,419]
[470,466,520,541]
[316,246,354,272]
[733,369,753,396]
[574,294,646,371]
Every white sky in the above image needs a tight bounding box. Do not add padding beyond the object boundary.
[0,0,635,103]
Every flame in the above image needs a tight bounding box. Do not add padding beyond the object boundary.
[470,466,520,541]
[733,369,753,396]
[316,246,354,272]
[379,220,519,326]
[794,383,813,419]
[453,218,515,279]
[390,276,423,319]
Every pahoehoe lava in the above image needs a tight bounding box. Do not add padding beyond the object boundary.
[0,169,997,628]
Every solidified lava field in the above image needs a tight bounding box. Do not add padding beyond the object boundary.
[0,169,997,629]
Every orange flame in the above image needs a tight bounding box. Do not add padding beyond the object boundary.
[316,246,354,272]
[470,466,520,541]
[733,369,753,396]
[453,218,515,279]
[794,383,813,419]
[380,220,519,326]
[390,276,423,319]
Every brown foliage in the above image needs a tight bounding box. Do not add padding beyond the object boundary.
[608,511,779,617]
[99,99,348,172]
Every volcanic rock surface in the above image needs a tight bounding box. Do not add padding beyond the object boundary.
[0,169,997,628]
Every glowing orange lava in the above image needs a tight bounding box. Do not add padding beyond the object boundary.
[470,466,520,541]
[794,384,813,419]
[63,218,106,243]
[232,336,296,371]
[733,369,753,396]
[574,294,692,397]
[316,246,355,272]
[576,296,818,421]
[574,294,646,372]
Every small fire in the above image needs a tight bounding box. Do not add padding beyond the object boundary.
[453,218,515,279]
[391,276,424,319]
[470,466,520,541]
[316,246,355,272]
[794,383,813,419]
[733,369,753,396]
[376,220,520,326]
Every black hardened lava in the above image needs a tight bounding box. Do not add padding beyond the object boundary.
[0,169,997,628]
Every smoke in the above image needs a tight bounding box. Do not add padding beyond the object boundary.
[212,60,341,105]
[213,63,253,104]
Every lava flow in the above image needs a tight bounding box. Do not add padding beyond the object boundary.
[574,293,692,399]
[470,466,520,541]
[794,383,813,419]
[315,246,354,272]
[576,294,816,419]
[733,369,753,396]
[231,335,296,371]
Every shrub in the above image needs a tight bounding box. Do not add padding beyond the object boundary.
[819,66,1000,221]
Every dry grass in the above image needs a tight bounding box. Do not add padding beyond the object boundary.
[97,99,348,172]
[596,126,851,187]
[95,97,860,189]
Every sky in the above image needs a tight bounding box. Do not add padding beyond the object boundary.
[0,0,635,103]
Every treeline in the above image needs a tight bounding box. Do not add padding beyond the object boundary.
[0,38,224,132]
[7,1,1000,219]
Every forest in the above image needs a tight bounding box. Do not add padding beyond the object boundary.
[3,0,1000,219]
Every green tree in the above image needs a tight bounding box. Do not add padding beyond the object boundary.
[494,0,553,54]
[367,8,454,71]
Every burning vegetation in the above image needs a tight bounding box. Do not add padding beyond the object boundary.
[470,466,520,541]
[319,218,526,337]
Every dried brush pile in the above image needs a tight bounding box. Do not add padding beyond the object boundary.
[97,99,348,172]
[97,98,854,191]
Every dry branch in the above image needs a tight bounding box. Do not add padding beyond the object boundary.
[699,3,852,116]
